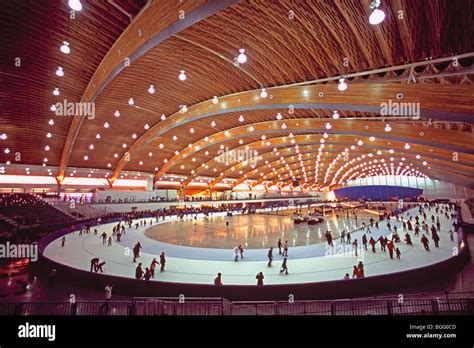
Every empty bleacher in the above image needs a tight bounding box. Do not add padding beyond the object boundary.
[0,193,75,242]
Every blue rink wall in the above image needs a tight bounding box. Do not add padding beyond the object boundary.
[334,186,423,201]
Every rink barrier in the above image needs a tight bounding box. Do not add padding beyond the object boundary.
[35,203,470,301]
[1,297,473,316]
[35,225,470,301]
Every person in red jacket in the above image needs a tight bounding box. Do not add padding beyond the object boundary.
[214,273,223,286]
[357,261,365,277]
[369,237,376,253]
[387,240,395,259]
[352,265,361,278]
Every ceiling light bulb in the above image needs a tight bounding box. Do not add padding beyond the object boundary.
[211,121,216,127]
[144,124,149,130]
[276,112,283,120]
[181,105,188,112]
[53,88,60,96]
[148,85,155,94]
[237,48,247,64]
[60,41,70,54]
[128,98,134,105]
[68,0,82,11]
[50,104,57,111]
[332,111,340,119]
[238,115,244,122]
[337,78,347,91]
[369,136,376,141]
[56,67,64,77]
[0,133,6,140]
[132,133,137,139]
[369,1,386,25]
[159,143,164,149]
[89,144,94,150]
[104,122,109,128]
[325,122,332,129]
[369,8,385,25]
[190,127,195,133]
[384,124,392,132]
[357,140,363,146]
[212,96,218,104]
[96,133,101,139]
[173,135,178,141]
[114,110,120,117]
[282,123,287,129]
[83,155,88,160]
[45,145,50,151]
[405,143,410,149]
[179,70,187,81]
[260,88,268,98]
[48,119,54,125]
[46,132,52,138]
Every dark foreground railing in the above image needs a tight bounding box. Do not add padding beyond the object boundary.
[1,297,473,316]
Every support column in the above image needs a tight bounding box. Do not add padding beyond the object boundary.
[178,185,185,202]
[146,176,154,191]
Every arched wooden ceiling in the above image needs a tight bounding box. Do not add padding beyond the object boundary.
[0,0,473,190]
[0,0,147,165]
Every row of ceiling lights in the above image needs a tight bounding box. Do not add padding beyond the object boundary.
[14,0,396,186]
[59,0,389,180]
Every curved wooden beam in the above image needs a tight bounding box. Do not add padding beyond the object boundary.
[256,156,473,190]
[152,118,474,183]
[233,145,474,190]
[260,154,473,188]
[109,83,474,184]
[185,133,474,187]
[56,0,239,183]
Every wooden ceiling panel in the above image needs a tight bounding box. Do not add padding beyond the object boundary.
[1,0,472,189]
[0,0,146,166]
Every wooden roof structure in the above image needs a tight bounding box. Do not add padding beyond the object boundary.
[1,0,473,190]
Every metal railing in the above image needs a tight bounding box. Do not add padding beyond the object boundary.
[1,297,472,316]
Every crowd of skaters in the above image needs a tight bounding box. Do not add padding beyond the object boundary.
[342,202,460,279]
[64,200,461,287]
[215,201,461,285]
[65,217,170,280]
